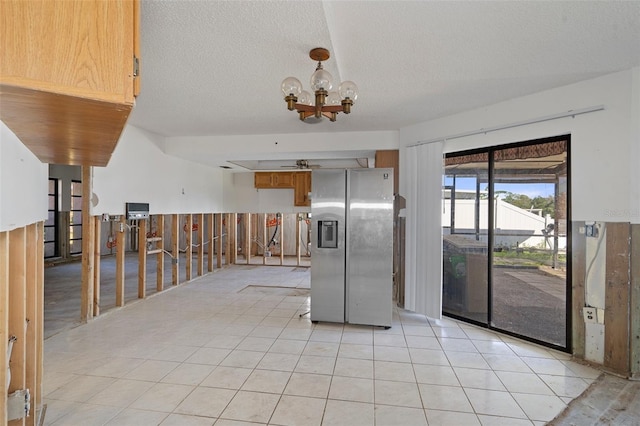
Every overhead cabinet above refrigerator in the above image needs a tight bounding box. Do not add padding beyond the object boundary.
[310,168,394,328]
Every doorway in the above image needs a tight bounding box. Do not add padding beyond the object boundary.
[443,136,570,350]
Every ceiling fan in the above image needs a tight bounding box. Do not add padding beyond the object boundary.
[281,159,321,169]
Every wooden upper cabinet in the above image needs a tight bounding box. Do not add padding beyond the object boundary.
[0,0,140,166]
[254,172,295,189]
[293,172,312,207]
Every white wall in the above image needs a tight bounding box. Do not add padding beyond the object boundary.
[0,123,48,231]
[92,125,225,216]
[400,69,639,224]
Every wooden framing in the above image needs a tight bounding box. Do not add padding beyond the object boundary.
[138,218,147,299]
[245,213,251,265]
[156,215,165,292]
[571,221,586,359]
[93,215,101,316]
[207,214,214,272]
[116,216,126,307]
[171,214,179,285]
[24,224,38,422]
[296,214,301,266]
[35,222,44,419]
[80,166,94,321]
[8,227,26,426]
[216,213,223,269]
[280,215,284,265]
[0,232,8,424]
[225,213,232,265]
[231,213,238,264]
[185,214,192,281]
[263,213,268,265]
[1,223,44,423]
[197,213,204,276]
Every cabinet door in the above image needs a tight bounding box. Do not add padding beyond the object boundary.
[254,172,273,188]
[273,172,295,188]
[294,172,312,206]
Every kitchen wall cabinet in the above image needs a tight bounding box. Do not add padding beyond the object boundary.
[0,0,140,166]
[293,172,312,207]
[254,172,295,189]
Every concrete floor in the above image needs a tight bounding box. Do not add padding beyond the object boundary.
[43,255,639,425]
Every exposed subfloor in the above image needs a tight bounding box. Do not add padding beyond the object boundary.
[42,259,639,425]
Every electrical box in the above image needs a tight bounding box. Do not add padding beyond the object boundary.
[125,202,149,220]
[583,307,597,324]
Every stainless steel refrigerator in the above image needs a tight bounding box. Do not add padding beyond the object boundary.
[310,168,394,328]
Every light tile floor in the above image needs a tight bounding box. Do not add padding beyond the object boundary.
[43,265,600,425]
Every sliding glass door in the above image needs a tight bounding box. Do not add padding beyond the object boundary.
[443,137,570,350]
[443,153,489,325]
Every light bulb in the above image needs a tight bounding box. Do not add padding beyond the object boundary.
[326,91,341,106]
[310,68,333,91]
[339,81,358,102]
[281,77,302,96]
[298,90,313,106]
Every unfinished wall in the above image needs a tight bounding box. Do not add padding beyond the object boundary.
[399,68,640,375]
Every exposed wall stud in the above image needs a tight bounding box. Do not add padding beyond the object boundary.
[93,215,101,316]
[138,218,147,299]
[216,213,223,269]
[197,213,204,276]
[156,215,165,292]
[116,216,126,307]
[172,214,179,285]
[80,166,94,320]
[186,214,192,280]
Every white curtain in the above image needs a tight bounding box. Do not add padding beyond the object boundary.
[404,141,443,319]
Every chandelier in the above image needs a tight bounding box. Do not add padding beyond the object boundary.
[281,48,358,124]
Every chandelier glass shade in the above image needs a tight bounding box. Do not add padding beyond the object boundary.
[281,48,358,123]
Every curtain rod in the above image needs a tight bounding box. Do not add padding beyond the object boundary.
[408,105,605,148]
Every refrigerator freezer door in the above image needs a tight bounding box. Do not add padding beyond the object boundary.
[310,170,347,323]
[347,168,394,327]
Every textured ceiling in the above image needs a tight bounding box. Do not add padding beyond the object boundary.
[127,1,640,168]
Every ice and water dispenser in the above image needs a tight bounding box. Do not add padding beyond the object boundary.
[317,220,338,248]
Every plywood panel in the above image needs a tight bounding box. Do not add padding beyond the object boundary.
[630,224,640,378]
[604,222,631,375]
